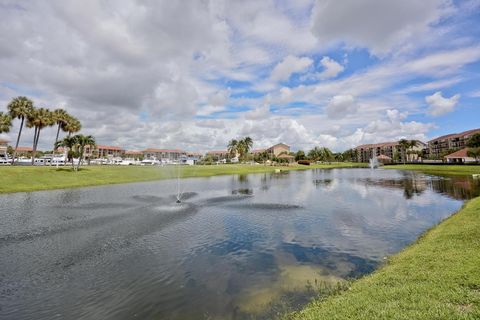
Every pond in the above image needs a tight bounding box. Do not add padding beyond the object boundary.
[1,168,479,319]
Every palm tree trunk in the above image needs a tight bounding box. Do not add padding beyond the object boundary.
[11,116,24,165]
[52,123,61,166]
[31,127,39,165]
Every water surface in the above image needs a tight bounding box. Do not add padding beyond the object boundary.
[0,168,479,319]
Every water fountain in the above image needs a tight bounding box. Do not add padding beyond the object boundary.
[369,157,379,169]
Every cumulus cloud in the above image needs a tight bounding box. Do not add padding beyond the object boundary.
[317,56,344,79]
[270,55,313,82]
[325,95,356,119]
[425,91,460,116]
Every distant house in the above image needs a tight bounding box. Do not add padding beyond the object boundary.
[0,139,8,158]
[266,143,290,157]
[444,148,477,163]
[125,150,143,159]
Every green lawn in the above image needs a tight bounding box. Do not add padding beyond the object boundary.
[291,167,480,320]
[0,162,365,194]
[384,164,480,176]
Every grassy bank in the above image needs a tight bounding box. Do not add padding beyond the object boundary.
[384,164,480,176]
[0,162,365,194]
[291,194,480,319]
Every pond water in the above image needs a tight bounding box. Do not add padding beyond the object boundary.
[1,168,479,319]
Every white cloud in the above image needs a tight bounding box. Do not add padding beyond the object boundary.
[311,0,452,55]
[270,55,313,82]
[244,105,270,120]
[425,91,460,116]
[325,95,356,119]
[317,56,344,79]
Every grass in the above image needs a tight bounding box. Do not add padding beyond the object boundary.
[0,162,366,194]
[384,164,480,176]
[290,167,480,320]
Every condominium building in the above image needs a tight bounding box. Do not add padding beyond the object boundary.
[143,148,185,161]
[428,128,480,159]
[354,141,426,163]
[84,145,125,158]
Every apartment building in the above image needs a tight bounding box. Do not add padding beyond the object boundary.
[428,128,480,159]
[143,148,185,161]
[354,141,426,163]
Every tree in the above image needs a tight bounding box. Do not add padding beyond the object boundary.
[0,112,12,133]
[295,150,305,161]
[237,136,253,160]
[55,136,79,170]
[27,108,55,165]
[7,96,34,164]
[52,109,71,151]
[227,139,238,159]
[75,134,96,170]
[64,116,82,137]
[308,146,333,162]
[467,148,480,162]
[398,139,411,164]
[467,133,480,148]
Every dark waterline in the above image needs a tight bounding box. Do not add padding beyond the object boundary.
[0,168,479,319]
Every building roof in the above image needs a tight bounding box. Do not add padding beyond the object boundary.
[444,148,472,159]
[143,148,184,153]
[0,139,9,144]
[16,146,33,152]
[277,154,294,158]
[125,150,143,155]
[429,128,480,143]
[268,143,290,149]
[251,148,266,154]
[355,141,399,149]
[377,154,392,160]
[206,150,228,155]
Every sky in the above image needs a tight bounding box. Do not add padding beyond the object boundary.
[0,0,479,153]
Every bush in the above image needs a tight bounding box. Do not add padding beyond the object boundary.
[298,160,310,165]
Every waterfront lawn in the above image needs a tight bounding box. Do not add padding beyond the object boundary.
[0,162,365,194]
[291,196,480,320]
[384,164,480,176]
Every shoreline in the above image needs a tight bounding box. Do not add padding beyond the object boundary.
[291,178,480,319]
[0,162,366,194]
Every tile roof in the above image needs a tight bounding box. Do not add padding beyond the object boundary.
[143,148,184,153]
[444,148,472,159]
[16,146,33,152]
[429,128,480,143]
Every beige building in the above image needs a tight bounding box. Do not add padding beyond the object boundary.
[85,145,125,158]
[0,139,8,158]
[143,148,185,161]
[444,148,477,163]
[354,141,426,163]
[266,143,290,157]
[428,128,480,159]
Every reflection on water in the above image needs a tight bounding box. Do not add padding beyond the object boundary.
[0,168,479,320]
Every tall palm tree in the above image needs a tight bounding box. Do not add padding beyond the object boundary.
[75,134,95,170]
[52,109,71,149]
[0,112,12,133]
[27,108,55,165]
[227,139,238,159]
[398,139,410,164]
[64,116,81,137]
[243,136,253,154]
[55,135,78,170]
[7,96,34,164]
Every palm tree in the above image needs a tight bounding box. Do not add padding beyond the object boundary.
[55,135,79,170]
[64,116,82,137]
[75,134,95,170]
[0,112,12,133]
[51,109,71,164]
[227,139,238,159]
[398,139,410,164]
[27,108,55,165]
[7,96,34,164]
[242,136,253,154]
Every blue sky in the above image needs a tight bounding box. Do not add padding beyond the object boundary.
[0,0,479,152]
